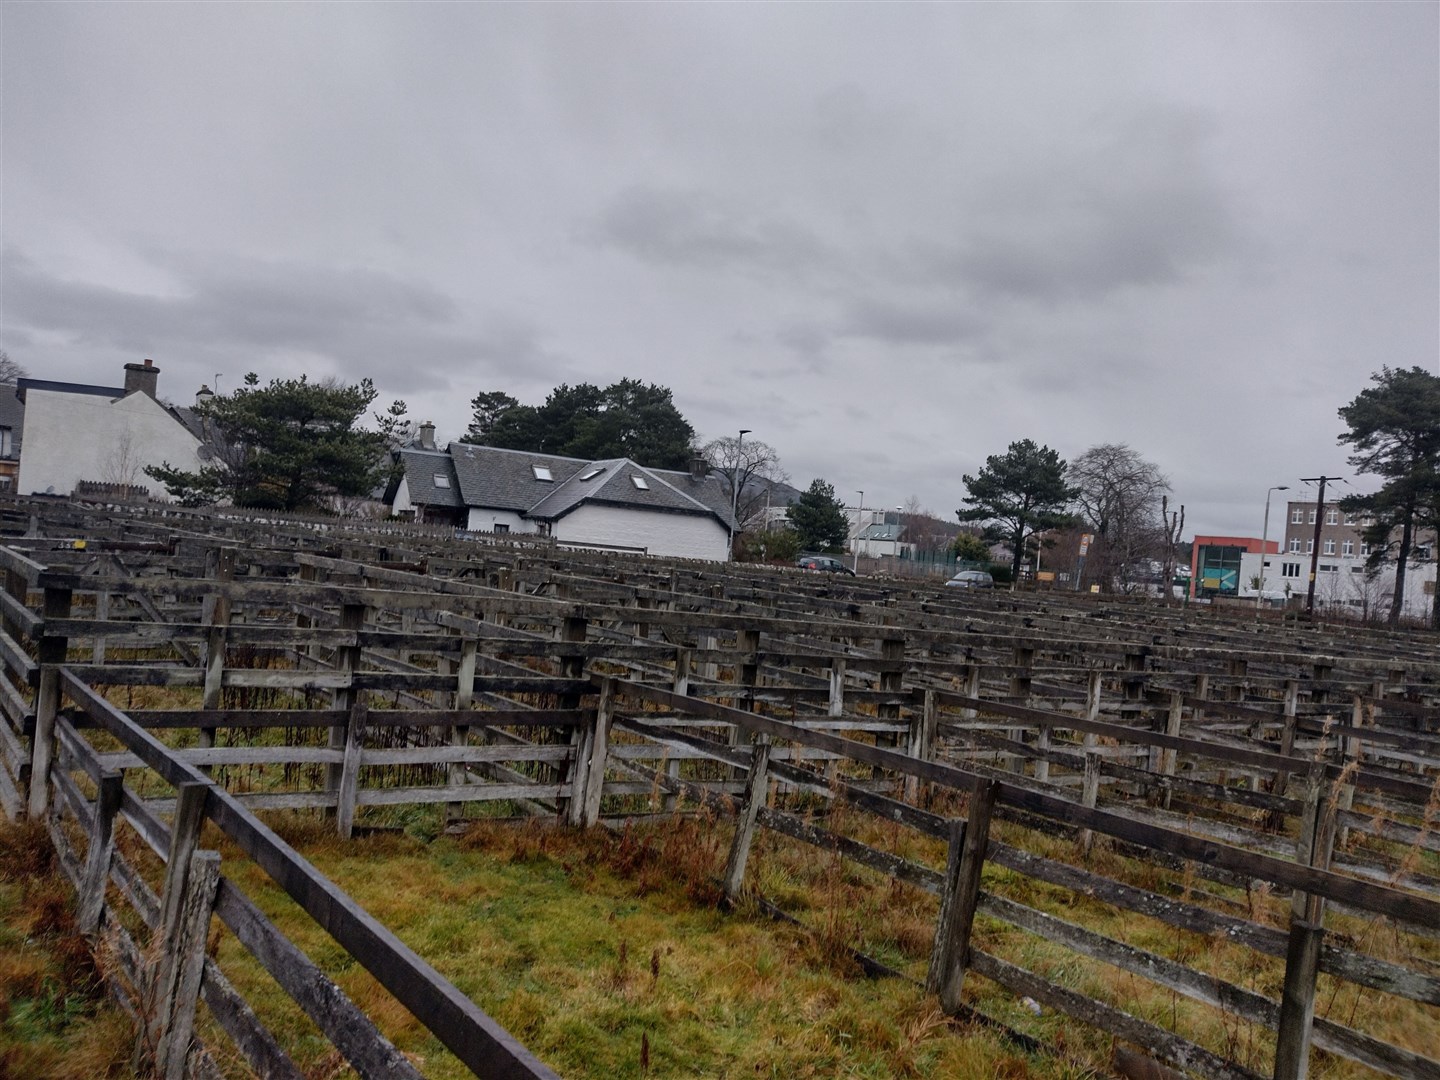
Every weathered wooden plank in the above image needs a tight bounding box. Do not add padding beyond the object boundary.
[928,778,998,1014]
[198,958,306,1080]
[77,772,123,934]
[211,880,423,1080]
[722,736,772,899]
[969,950,1262,1080]
[63,667,563,1079]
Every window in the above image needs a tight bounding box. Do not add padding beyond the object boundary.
[1342,540,1353,557]
[532,465,553,481]
[1416,544,1434,561]
[579,468,605,481]
[1320,563,1336,573]
[1351,565,1365,573]
[631,475,649,490]
[537,523,551,537]
[0,428,10,458]
[1282,562,1301,577]
[493,523,509,534]
[1360,542,1371,556]
[432,474,450,488]
[1343,513,1355,526]
[1290,509,1302,524]
[1306,539,1314,553]
[1289,538,1300,553]
[1326,509,1337,525]
[1308,510,1316,524]
[1323,539,1334,555]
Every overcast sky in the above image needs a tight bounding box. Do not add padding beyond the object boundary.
[3,3,1436,536]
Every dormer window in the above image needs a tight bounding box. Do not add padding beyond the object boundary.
[579,467,605,481]
[631,475,649,490]
[532,465,553,481]
[433,474,450,488]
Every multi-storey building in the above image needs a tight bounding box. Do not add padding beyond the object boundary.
[1260,499,1436,620]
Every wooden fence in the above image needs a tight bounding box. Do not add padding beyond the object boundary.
[1,498,1437,1079]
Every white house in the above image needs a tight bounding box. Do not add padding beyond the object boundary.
[17,360,208,501]
[390,443,736,561]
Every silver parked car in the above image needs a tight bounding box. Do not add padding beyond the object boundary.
[945,569,994,588]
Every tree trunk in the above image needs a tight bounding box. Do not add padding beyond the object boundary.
[1387,501,1414,626]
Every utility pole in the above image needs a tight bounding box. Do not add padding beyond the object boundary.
[1300,475,1344,615]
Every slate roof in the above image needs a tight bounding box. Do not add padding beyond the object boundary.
[16,378,125,401]
[859,522,904,541]
[448,443,587,512]
[392,448,462,509]
[527,458,732,524]
[438,443,734,527]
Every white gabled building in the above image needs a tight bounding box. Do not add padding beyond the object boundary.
[389,443,736,561]
[16,359,208,501]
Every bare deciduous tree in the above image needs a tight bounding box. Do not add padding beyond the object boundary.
[701,436,788,529]
[0,350,27,383]
[1160,496,1185,604]
[1070,443,1170,592]
[100,430,146,490]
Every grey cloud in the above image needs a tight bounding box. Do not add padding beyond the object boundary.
[3,250,573,394]
[916,107,1246,304]
[584,186,829,277]
[840,298,987,348]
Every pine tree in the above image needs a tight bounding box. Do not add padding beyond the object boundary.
[787,479,850,553]
[957,439,1075,582]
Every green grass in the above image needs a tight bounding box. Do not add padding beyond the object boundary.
[206,814,1092,1079]
[0,821,135,1080]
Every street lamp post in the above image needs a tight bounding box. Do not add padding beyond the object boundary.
[1256,484,1289,611]
[728,429,751,560]
[853,490,864,573]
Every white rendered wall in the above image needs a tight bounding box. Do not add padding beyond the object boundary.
[552,504,728,561]
[17,390,203,500]
[465,508,534,534]
[391,476,413,515]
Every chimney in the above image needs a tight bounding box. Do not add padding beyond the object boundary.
[123,358,159,399]
[195,384,214,408]
[689,456,708,481]
[418,421,436,450]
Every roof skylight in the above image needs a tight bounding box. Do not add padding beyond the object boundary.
[579,467,605,481]
[433,474,450,488]
[532,465,553,481]
[631,475,649,490]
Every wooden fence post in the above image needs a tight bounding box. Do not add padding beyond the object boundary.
[828,658,846,718]
[325,603,366,797]
[1008,646,1033,770]
[904,690,938,803]
[1079,745,1101,856]
[1159,690,1183,809]
[1084,669,1102,724]
[962,664,981,720]
[141,783,222,1080]
[721,735,772,901]
[199,547,236,759]
[927,777,999,1014]
[28,585,72,819]
[1273,766,1334,1080]
[575,678,615,828]
[445,634,478,824]
[154,845,221,1080]
[336,699,368,840]
[77,771,124,935]
[556,615,589,820]
[91,588,109,664]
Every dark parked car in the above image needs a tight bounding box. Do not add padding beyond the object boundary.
[797,555,856,576]
[944,569,994,588]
